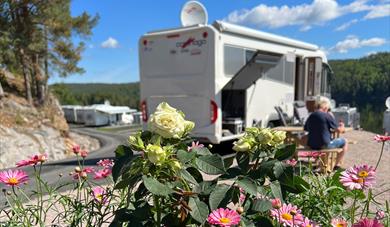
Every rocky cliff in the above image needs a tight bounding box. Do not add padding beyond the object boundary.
[0,70,99,169]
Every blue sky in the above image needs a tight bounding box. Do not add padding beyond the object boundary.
[49,0,390,84]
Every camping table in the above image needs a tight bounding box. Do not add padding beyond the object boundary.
[274,126,354,173]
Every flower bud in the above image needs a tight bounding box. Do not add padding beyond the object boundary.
[80,172,88,179]
[74,167,81,173]
[271,198,282,209]
[72,144,81,154]
[80,150,88,158]
[145,144,166,165]
[172,160,182,170]
[376,210,385,220]
[236,207,244,214]
[6,191,12,196]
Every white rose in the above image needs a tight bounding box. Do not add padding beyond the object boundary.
[148,102,194,138]
[233,138,252,152]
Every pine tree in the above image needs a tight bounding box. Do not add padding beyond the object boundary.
[0,0,98,105]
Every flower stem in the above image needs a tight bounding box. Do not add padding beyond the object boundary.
[374,142,385,170]
[351,191,358,225]
[155,196,161,226]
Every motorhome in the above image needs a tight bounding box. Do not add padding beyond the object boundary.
[139,13,332,144]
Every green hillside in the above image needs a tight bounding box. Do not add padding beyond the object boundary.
[329,52,390,133]
[50,82,140,109]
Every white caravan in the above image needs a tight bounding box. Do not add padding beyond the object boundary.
[139,21,332,144]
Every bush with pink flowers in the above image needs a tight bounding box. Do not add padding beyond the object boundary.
[0,102,389,226]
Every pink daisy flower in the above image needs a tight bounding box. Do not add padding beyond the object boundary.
[0,169,29,186]
[301,217,319,227]
[93,168,112,180]
[270,203,304,226]
[340,165,375,190]
[374,135,390,143]
[16,153,47,167]
[353,217,384,227]
[284,159,298,167]
[97,159,114,169]
[91,187,108,204]
[331,218,347,227]
[207,208,241,227]
[72,167,94,180]
[187,141,204,152]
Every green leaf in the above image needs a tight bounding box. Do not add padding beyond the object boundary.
[240,216,256,227]
[223,154,236,168]
[193,147,212,156]
[186,167,204,183]
[274,144,296,161]
[112,145,134,182]
[270,181,283,202]
[236,152,250,172]
[195,154,226,175]
[179,169,199,185]
[273,161,285,178]
[255,217,274,227]
[236,177,257,196]
[177,149,196,163]
[220,167,241,180]
[193,181,217,195]
[114,175,141,189]
[209,184,231,211]
[188,197,209,224]
[251,199,272,212]
[142,176,173,197]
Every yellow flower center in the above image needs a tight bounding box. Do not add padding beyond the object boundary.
[219,217,231,224]
[336,223,345,227]
[282,213,293,221]
[8,177,18,185]
[307,225,312,227]
[358,171,369,178]
[96,194,103,201]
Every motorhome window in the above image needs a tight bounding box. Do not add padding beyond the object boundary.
[256,54,283,83]
[321,64,332,96]
[224,46,245,76]
[284,57,295,85]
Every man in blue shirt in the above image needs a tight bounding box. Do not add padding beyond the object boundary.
[304,97,348,170]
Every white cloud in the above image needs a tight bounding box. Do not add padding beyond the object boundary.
[363,4,390,19]
[335,19,358,31]
[330,36,387,53]
[360,37,387,46]
[101,37,119,48]
[225,0,388,30]
[366,51,377,56]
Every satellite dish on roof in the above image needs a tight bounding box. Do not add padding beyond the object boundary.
[180,1,208,27]
[386,97,390,109]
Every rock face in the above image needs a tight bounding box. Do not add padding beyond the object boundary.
[0,70,100,169]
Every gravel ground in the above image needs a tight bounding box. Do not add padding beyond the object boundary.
[342,130,390,202]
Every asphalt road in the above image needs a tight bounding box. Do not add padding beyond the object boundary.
[0,126,138,207]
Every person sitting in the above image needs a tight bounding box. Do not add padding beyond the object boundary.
[304,97,348,170]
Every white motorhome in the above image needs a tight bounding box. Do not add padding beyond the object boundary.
[139,20,332,144]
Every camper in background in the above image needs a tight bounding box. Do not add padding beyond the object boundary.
[139,4,332,144]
